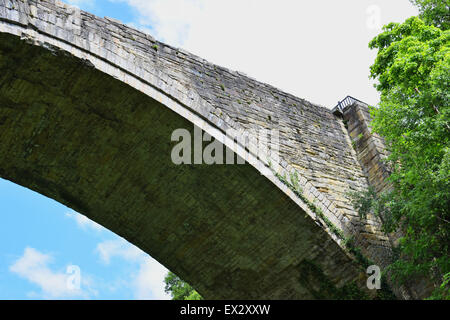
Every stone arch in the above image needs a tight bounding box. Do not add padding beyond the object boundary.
[0,0,391,299]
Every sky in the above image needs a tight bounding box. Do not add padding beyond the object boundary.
[0,0,419,299]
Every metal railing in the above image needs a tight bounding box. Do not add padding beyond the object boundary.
[332,95,367,115]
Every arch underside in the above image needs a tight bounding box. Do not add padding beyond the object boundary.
[0,32,367,299]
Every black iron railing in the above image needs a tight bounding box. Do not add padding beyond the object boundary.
[332,95,367,115]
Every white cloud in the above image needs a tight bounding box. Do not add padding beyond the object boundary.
[96,239,143,264]
[64,211,169,299]
[9,247,95,299]
[111,0,418,107]
[133,256,170,300]
[65,211,105,232]
[111,0,204,45]
[96,239,170,300]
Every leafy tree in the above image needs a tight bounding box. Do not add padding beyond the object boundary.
[410,0,450,30]
[366,4,449,299]
[164,272,203,300]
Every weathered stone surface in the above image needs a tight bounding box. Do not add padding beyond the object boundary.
[0,0,408,299]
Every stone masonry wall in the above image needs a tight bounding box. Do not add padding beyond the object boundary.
[343,102,390,194]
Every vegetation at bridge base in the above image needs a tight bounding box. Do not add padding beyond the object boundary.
[271,167,378,271]
[298,259,368,300]
[353,0,450,299]
[270,166,401,299]
[164,271,203,300]
[298,259,396,300]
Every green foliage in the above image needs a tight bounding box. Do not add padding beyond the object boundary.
[343,236,374,269]
[367,10,450,299]
[427,272,450,300]
[164,272,203,300]
[410,0,450,30]
[350,187,402,234]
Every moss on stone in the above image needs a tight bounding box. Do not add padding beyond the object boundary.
[298,259,369,300]
[271,167,373,268]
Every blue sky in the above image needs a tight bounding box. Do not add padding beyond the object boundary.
[0,179,170,299]
[1,0,419,299]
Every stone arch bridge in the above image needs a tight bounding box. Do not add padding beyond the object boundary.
[0,0,400,299]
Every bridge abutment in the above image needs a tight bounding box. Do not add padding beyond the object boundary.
[339,100,434,299]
